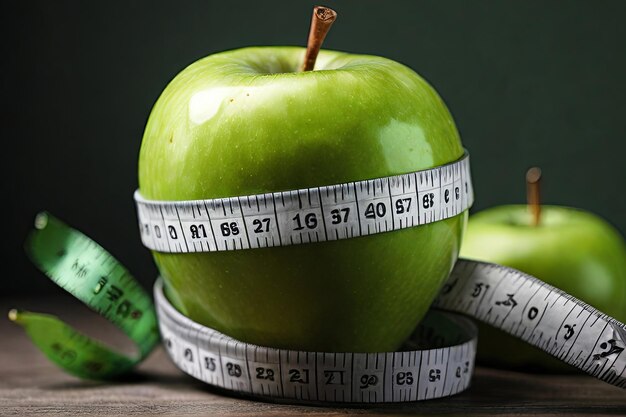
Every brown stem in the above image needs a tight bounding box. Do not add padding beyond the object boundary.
[301,6,337,72]
[526,167,542,226]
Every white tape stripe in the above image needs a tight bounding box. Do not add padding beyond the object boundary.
[136,152,473,253]
[154,259,626,404]
[154,278,477,403]
[435,260,626,389]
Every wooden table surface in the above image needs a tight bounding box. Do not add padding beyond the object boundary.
[1,295,624,417]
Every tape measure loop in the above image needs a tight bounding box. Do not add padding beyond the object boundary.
[135,151,474,254]
[154,278,477,403]
[15,212,161,379]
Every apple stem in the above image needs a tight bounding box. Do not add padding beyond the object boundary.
[300,6,337,72]
[526,167,542,226]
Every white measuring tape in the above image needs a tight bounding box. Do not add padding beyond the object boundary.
[135,152,472,253]
[153,261,626,403]
[137,151,625,402]
[155,279,477,403]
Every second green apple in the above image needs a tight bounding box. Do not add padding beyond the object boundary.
[461,204,626,369]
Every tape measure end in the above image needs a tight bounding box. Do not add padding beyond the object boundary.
[8,308,20,323]
[34,212,49,230]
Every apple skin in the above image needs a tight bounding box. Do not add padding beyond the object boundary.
[138,46,465,352]
[460,205,626,370]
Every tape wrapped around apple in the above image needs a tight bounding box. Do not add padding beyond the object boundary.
[460,168,626,370]
[137,7,466,352]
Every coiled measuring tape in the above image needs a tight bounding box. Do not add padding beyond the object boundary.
[155,261,626,403]
[13,151,625,403]
[14,212,160,379]
[155,278,477,403]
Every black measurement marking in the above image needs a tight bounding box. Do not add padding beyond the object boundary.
[494,293,517,308]
[593,339,624,360]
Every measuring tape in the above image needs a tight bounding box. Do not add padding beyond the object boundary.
[154,261,626,403]
[155,277,477,403]
[134,152,473,253]
[13,151,625,402]
[12,212,160,379]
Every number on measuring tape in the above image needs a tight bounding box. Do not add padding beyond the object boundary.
[207,198,249,251]
[389,174,419,229]
[356,179,394,236]
[417,169,441,224]
[352,353,386,402]
[316,353,352,402]
[240,194,282,249]
[319,184,358,240]
[281,351,317,400]
[175,203,217,252]
[390,351,420,402]
[220,349,250,393]
[248,348,282,397]
[276,189,325,245]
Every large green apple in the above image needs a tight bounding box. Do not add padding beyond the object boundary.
[138,46,465,352]
[460,205,626,369]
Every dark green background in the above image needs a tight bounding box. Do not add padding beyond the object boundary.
[3,1,625,294]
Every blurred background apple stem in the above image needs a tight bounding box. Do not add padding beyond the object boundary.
[301,6,337,71]
[526,167,542,226]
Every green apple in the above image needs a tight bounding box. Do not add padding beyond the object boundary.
[461,205,626,369]
[138,46,466,352]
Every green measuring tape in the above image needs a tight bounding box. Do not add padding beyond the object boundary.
[10,212,160,379]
